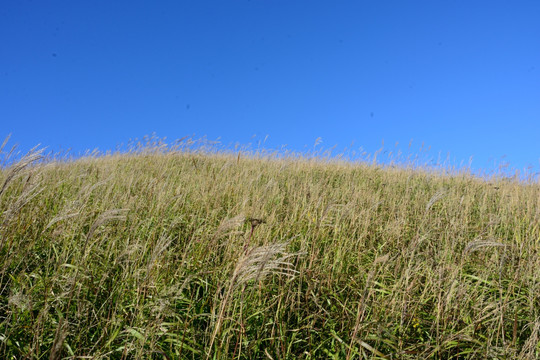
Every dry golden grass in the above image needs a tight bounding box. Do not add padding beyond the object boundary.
[0,137,538,359]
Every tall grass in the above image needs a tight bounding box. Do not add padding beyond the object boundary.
[0,137,538,359]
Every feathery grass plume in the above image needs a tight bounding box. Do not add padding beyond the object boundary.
[425,188,446,212]
[207,240,303,358]
[0,134,11,156]
[45,212,81,230]
[463,238,510,280]
[145,234,174,284]
[212,214,246,241]
[463,239,507,256]
[519,319,540,360]
[85,208,129,242]
[0,145,44,197]
[0,134,18,168]
[233,240,300,286]
[1,177,43,226]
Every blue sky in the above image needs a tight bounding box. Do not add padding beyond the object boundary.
[1,1,539,175]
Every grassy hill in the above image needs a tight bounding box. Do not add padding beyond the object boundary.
[0,143,539,359]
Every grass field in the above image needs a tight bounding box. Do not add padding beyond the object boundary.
[0,138,539,359]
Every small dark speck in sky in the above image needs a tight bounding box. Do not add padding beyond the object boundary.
[52,53,57,57]
[370,112,374,117]
[186,104,190,110]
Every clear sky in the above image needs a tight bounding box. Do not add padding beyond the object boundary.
[1,1,539,175]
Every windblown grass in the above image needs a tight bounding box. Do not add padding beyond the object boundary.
[0,137,538,359]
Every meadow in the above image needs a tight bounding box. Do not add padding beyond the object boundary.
[0,137,539,359]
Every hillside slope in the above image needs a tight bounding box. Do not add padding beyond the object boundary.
[1,148,539,359]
